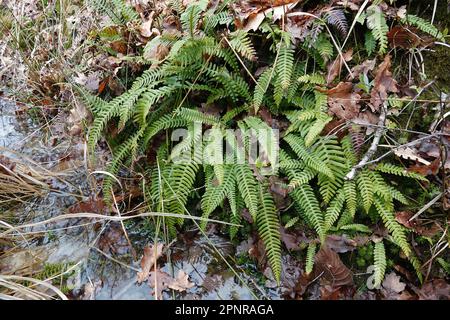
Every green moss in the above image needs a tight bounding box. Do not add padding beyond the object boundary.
[424,45,450,92]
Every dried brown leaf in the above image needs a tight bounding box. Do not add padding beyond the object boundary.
[137,243,164,283]
[370,55,398,112]
[382,272,406,293]
[325,235,358,253]
[326,49,353,85]
[324,82,361,120]
[148,269,194,299]
[414,279,450,300]
[314,245,353,287]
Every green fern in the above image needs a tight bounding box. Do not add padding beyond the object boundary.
[305,242,317,274]
[366,5,389,54]
[235,164,259,220]
[375,163,428,181]
[357,170,375,213]
[401,14,445,41]
[229,30,256,61]
[292,184,325,242]
[373,241,387,288]
[374,196,411,257]
[257,184,282,282]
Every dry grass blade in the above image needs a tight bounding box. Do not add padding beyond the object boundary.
[0,275,68,300]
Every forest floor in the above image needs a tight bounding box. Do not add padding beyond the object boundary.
[0,0,449,300]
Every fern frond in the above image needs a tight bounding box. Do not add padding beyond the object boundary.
[235,164,259,219]
[134,86,178,126]
[304,115,332,147]
[201,166,236,230]
[401,14,445,41]
[364,31,377,56]
[375,163,428,181]
[276,44,295,91]
[366,5,389,54]
[286,167,316,189]
[324,8,348,37]
[298,73,325,85]
[284,134,334,178]
[88,91,142,150]
[257,184,282,282]
[324,189,345,231]
[176,107,220,125]
[253,67,273,112]
[142,114,189,147]
[229,30,256,61]
[165,162,200,215]
[285,216,299,229]
[357,170,375,213]
[343,180,357,218]
[102,129,144,203]
[292,184,325,242]
[373,241,387,288]
[339,223,372,233]
[408,254,424,284]
[305,242,317,274]
[374,196,411,257]
[180,1,206,37]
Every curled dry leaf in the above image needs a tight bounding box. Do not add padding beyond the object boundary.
[137,243,164,283]
[139,11,155,38]
[325,235,358,253]
[395,146,431,166]
[68,197,106,214]
[348,59,376,80]
[326,49,353,85]
[280,227,308,251]
[387,26,421,49]
[314,245,353,287]
[382,272,406,294]
[408,158,440,177]
[67,102,90,136]
[232,0,300,31]
[337,1,360,11]
[148,269,194,299]
[370,55,398,112]
[414,279,450,300]
[395,211,441,237]
[322,82,361,120]
[168,270,195,292]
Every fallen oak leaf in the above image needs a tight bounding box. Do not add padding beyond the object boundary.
[395,211,441,237]
[395,146,431,166]
[148,269,194,299]
[168,270,195,292]
[387,25,421,49]
[382,272,406,294]
[413,279,450,300]
[326,49,353,85]
[325,234,358,253]
[279,227,308,251]
[137,243,164,283]
[370,55,398,112]
[407,158,440,176]
[233,0,300,31]
[320,82,361,120]
[148,269,166,299]
[314,245,353,287]
[347,59,376,80]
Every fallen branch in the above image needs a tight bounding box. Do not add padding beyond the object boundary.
[345,103,387,180]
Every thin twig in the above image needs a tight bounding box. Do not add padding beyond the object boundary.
[345,103,387,180]
[408,192,443,221]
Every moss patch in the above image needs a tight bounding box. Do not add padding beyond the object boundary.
[424,45,450,92]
